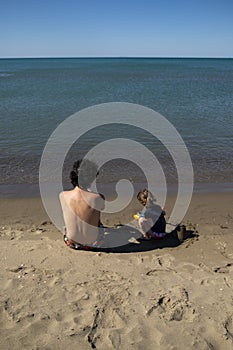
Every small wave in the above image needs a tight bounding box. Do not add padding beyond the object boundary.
[0,73,13,77]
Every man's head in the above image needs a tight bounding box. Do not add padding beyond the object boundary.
[70,159,99,189]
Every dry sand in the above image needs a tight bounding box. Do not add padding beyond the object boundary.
[0,192,233,350]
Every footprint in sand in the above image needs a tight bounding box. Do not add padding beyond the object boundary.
[146,286,196,322]
[213,263,232,274]
[146,255,177,275]
[224,316,233,341]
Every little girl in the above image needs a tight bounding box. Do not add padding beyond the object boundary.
[136,189,167,240]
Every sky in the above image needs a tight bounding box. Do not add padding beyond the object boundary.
[0,0,233,58]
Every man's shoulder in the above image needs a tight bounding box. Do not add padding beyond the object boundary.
[59,190,73,201]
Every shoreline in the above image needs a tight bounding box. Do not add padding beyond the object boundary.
[0,181,233,199]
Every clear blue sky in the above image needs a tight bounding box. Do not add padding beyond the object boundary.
[0,0,233,58]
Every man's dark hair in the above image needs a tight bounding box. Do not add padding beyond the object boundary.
[70,159,99,189]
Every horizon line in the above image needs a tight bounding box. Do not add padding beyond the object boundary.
[0,55,233,60]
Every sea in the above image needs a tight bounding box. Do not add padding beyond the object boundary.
[0,57,233,197]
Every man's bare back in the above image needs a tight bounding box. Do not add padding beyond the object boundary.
[60,186,104,245]
[59,159,105,246]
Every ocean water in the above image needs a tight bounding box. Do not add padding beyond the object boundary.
[0,57,233,197]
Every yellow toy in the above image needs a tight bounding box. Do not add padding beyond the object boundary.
[133,212,144,220]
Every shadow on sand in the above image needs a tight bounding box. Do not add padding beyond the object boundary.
[96,225,198,254]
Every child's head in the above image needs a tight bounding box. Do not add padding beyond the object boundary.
[137,188,148,206]
[137,188,157,207]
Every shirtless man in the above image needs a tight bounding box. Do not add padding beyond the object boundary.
[59,159,105,249]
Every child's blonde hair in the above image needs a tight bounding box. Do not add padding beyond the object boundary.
[137,188,149,206]
[137,188,157,207]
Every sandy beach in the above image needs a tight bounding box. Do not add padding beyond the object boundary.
[0,191,233,349]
